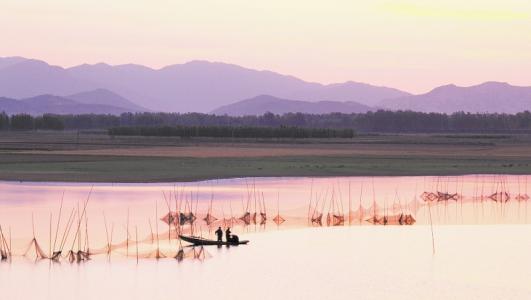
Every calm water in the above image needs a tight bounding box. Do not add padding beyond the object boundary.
[0,175,530,299]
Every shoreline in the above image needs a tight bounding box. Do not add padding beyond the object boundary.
[2,131,531,183]
[1,171,531,184]
[1,153,531,183]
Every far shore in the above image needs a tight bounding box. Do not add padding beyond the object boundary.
[1,131,531,183]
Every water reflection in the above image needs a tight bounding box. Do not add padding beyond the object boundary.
[0,175,529,264]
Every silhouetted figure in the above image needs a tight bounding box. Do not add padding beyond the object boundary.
[224,227,240,244]
[225,227,231,242]
[230,234,239,243]
[215,227,223,242]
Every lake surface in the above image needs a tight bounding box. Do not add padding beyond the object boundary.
[0,175,530,299]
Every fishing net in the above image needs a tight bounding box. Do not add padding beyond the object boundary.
[259,213,267,225]
[366,213,416,225]
[23,238,48,259]
[515,194,530,201]
[0,230,11,260]
[273,215,285,225]
[421,192,439,202]
[489,192,510,203]
[203,213,218,225]
[436,192,460,201]
[332,214,344,226]
[311,213,323,226]
[239,212,251,225]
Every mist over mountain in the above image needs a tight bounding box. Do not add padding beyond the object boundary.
[379,82,531,114]
[212,95,373,116]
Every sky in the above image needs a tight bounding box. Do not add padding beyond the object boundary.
[1,0,530,93]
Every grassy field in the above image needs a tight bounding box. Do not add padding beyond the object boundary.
[1,131,531,182]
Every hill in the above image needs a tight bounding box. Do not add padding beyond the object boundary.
[67,89,147,112]
[212,95,373,116]
[379,82,531,113]
[0,94,136,115]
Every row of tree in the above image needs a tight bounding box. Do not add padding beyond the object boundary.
[2,110,531,133]
[0,112,64,130]
[108,125,356,139]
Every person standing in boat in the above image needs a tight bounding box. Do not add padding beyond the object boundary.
[225,227,231,242]
[215,226,223,242]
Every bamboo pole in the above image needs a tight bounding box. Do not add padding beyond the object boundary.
[103,212,110,255]
[148,219,154,244]
[155,200,160,258]
[52,192,64,253]
[109,223,114,257]
[126,207,130,257]
[85,215,89,254]
[135,226,139,264]
[428,202,436,255]
[58,207,75,254]
[49,212,52,258]
[69,187,93,253]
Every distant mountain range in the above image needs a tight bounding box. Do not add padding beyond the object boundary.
[212,95,373,116]
[0,56,530,115]
[67,89,147,112]
[0,91,144,115]
[379,82,531,114]
[0,57,409,113]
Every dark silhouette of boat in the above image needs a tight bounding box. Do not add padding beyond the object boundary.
[179,235,249,246]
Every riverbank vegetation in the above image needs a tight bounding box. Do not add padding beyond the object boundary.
[2,110,531,133]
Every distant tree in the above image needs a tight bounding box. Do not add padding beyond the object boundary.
[4,110,531,133]
[0,111,9,130]
[10,114,34,130]
[35,114,64,130]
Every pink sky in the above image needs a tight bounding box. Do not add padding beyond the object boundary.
[1,0,530,93]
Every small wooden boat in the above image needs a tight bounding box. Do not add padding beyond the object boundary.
[179,235,249,246]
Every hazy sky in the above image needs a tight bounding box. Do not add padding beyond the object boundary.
[1,0,530,93]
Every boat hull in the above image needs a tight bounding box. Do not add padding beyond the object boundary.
[179,235,249,246]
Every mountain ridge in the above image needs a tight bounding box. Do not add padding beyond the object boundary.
[1,56,530,114]
[0,94,141,115]
[0,56,411,112]
[379,81,531,113]
[67,88,148,112]
[212,95,373,116]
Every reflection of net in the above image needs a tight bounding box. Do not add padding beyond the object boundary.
[273,215,285,225]
[489,192,510,203]
[161,212,197,226]
[144,248,167,259]
[259,213,267,225]
[204,213,218,225]
[239,212,251,225]
[325,213,345,226]
[421,192,461,202]
[365,214,416,225]
[515,194,530,201]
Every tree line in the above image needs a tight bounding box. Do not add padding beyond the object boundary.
[0,112,65,130]
[2,110,531,133]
